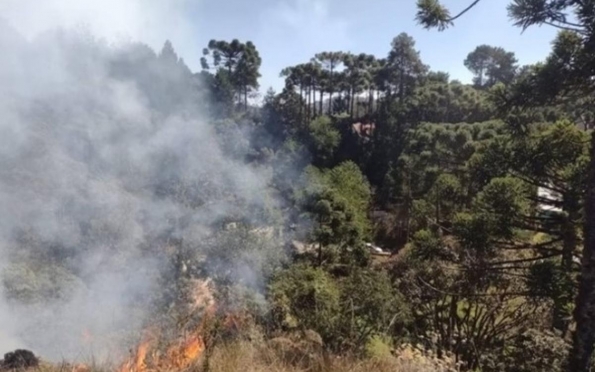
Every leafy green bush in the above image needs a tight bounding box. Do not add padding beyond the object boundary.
[338,269,411,349]
[269,263,410,352]
[365,335,393,359]
[268,264,340,340]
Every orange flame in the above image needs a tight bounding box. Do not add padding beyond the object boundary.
[115,279,219,372]
[117,336,154,372]
[72,364,90,372]
[163,335,205,370]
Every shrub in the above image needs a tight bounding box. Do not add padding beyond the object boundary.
[481,329,570,372]
[268,264,340,341]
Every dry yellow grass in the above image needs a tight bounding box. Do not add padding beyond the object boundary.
[200,341,458,372]
[27,340,458,372]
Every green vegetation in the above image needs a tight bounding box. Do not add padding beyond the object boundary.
[191,17,592,368]
[5,2,595,372]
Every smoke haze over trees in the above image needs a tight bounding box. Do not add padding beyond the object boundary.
[1,1,595,372]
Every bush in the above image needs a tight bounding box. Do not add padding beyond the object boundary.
[481,329,570,372]
[365,335,393,359]
[268,264,340,341]
[269,264,410,352]
[337,269,411,350]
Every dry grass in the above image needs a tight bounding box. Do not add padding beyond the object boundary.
[26,340,458,372]
[199,341,458,372]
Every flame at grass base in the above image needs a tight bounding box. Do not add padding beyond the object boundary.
[116,326,208,372]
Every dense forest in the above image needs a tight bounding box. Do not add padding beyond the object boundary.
[2,1,595,372]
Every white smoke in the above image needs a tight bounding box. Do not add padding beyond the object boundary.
[0,3,278,363]
[0,0,195,53]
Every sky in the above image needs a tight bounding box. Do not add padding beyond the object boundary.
[1,0,560,94]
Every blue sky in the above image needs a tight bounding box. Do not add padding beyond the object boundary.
[2,0,560,94]
[186,0,559,93]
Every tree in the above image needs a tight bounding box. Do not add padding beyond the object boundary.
[281,63,323,124]
[385,33,428,102]
[464,45,518,88]
[269,264,340,340]
[235,41,262,110]
[159,40,179,65]
[407,79,494,123]
[201,39,261,111]
[414,1,595,369]
[307,116,341,167]
[384,117,590,368]
[314,52,345,115]
[299,162,372,266]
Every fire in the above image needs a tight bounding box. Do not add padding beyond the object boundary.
[72,364,91,372]
[117,337,153,372]
[189,278,215,313]
[116,280,217,372]
[163,335,205,369]
[117,328,208,372]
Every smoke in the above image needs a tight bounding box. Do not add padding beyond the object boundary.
[0,0,195,54]
[0,4,278,363]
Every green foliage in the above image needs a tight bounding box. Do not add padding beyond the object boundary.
[474,177,531,238]
[409,229,448,262]
[415,0,454,31]
[385,33,428,101]
[5,5,594,371]
[484,329,570,372]
[364,335,394,359]
[464,45,518,88]
[338,269,411,349]
[269,264,410,351]
[201,39,262,111]
[299,162,372,256]
[407,80,494,123]
[307,116,341,167]
[269,264,340,339]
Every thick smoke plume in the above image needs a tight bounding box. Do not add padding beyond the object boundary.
[0,8,276,363]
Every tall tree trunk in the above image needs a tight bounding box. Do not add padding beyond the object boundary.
[244,85,248,111]
[376,90,380,109]
[554,208,577,337]
[349,87,354,118]
[319,90,324,116]
[299,85,304,126]
[568,131,595,372]
[306,86,311,122]
[311,84,315,117]
[399,68,405,103]
[329,66,334,116]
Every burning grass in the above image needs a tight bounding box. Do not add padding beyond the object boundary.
[27,341,457,372]
[116,331,205,372]
[8,280,457,372]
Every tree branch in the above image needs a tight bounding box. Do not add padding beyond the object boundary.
[486,251,563,267]
[417,276,532,298]
[543,21,588,35]
[449,0,483,22]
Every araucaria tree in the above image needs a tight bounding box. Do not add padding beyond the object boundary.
[201,39,261,111]
[416,1,595,370]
